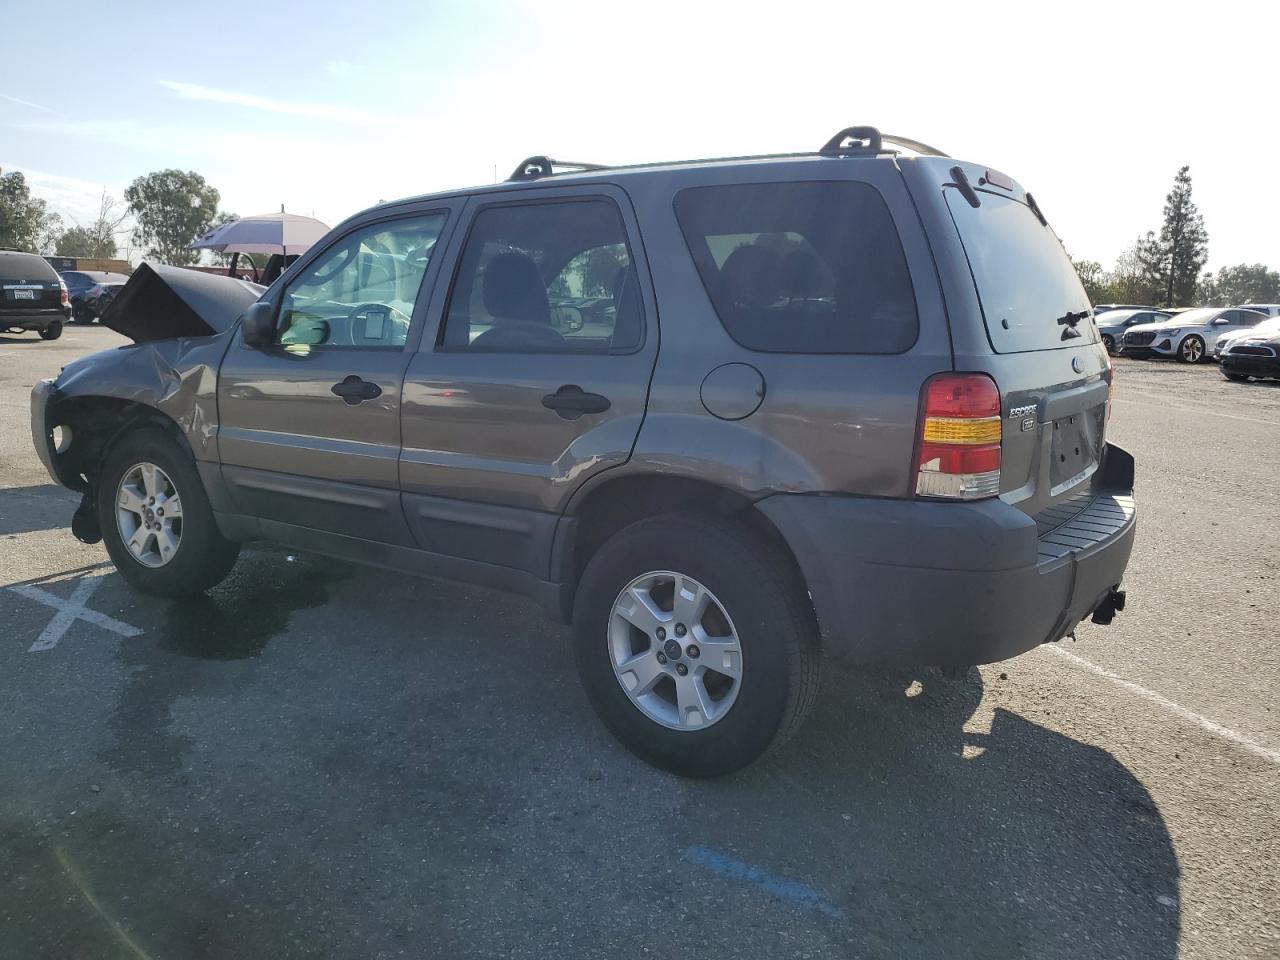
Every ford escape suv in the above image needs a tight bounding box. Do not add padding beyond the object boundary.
[31,127,1135,777]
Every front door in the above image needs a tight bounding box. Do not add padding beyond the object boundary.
[217,208,455,545]
[399,188,657,576]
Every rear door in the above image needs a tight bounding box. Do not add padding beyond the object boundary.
[398,185,657,577]
[216,206,457,545]
[908,162,1114,516]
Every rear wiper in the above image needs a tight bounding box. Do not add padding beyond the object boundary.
[1056,310,1089,340]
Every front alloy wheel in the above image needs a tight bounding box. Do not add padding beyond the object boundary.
[1180,335,1205,363]
[609,571,743,730]
[115,462,183,568]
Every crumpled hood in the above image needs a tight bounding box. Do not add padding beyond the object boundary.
[100,262,264,343]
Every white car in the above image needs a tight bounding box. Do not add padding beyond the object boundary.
[1215,314,1280,359]
[1118,307,1268,363]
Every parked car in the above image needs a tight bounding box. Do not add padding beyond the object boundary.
[1119,307,1267,362]
[60,270,130,324]
[1093,303,1156,313]
[1,249,70,340]
[1237,303,1280,318]
[30,127,1135,776]
[1214,314,1280,359]
[1095,308,1172,353]
[1218,317,1280,380]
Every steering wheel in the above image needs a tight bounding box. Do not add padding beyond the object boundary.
[344,301,410,346]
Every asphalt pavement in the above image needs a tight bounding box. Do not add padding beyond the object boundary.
[1,326,1276,959]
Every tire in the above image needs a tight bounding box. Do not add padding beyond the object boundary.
[1102,334,1115,353]
[572,513,820,777]
[97,426,240,597]
[38,321,63,341]
[72,303,94,325]
[1178,335,1205,364]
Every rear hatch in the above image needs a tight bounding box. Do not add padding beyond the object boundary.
[920,162,1113,517]
[0,253,63,316]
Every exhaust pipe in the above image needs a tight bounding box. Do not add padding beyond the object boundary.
[1090,587,1127,626]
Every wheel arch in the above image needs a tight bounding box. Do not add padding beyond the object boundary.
[48,395,195,492]
[555,472,810,624]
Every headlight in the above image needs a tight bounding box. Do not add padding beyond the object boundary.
[1164,328,1181,337]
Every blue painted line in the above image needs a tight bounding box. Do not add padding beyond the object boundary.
[681,845,842,920]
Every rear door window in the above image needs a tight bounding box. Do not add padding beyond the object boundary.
[673,181,918,353]
[945,191,1097,352]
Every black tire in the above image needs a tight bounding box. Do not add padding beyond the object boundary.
[1102,334,1115,353]
[97,427,240,597]
[1178,334,1205,364]
[572,513,820,777]
[72,303,94,324]
[38,321,63,341]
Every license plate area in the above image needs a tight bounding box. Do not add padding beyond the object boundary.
[13,289,36,300]
[1050,406,1104,493]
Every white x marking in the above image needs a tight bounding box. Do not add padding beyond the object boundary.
[6,574,143,652]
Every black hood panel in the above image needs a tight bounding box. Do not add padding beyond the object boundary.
[101,263,265,342]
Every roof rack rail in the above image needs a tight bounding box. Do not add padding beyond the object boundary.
[818,126,950,159]
[508,156,609,182]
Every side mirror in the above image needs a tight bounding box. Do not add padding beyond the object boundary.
[241,301,276,346]
[1211,318,1230,326]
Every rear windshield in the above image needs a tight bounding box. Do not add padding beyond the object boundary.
[946,191,1097,352]
[674,181,918,354]
[0,253,58,283]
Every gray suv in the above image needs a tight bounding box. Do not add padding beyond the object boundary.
[31,127,1136,776]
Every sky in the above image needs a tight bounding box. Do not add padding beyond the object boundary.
[1,0,1276,272]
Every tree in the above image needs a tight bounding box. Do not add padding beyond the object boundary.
[1072,258,1108,303]
[0,168,63,253]
[1196,263,1279,306]
[124,169,220,266]
[1141,166,1208,307]
[53,191,128,258]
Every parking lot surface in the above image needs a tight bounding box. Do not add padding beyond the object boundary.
[2,327,1277,959]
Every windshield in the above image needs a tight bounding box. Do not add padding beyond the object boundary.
[945,191,1096,352]
[1165,308,1217,326]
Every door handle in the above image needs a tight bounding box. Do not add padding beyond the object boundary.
[331,375,382,405]
[541,384,611,420]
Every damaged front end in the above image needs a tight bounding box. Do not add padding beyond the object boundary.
[30,264,263,543]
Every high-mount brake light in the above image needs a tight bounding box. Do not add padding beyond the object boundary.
[915,373,1002,500]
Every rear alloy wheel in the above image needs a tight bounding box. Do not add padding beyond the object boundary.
[1179,335,1205,363]
[38,321,63,341]
[1101,334,1115,353]
[573,513,820,777]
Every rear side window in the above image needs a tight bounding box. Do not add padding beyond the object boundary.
[673,181,918,353]
[946,191,1096,352]
[0,253,58,283]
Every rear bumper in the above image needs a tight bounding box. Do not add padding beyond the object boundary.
[2,307,70,330]
[756,443,1137,667]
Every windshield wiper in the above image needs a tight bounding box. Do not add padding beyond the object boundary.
[1056,310,1089,340]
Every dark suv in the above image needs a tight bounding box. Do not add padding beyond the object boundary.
[2,250,70,339]
[31,127,1136,776]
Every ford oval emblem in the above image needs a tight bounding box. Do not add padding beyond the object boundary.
[1071,356,1084,373]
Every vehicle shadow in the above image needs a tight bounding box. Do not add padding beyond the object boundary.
[706,662,1182,958]
[0,484,80,536]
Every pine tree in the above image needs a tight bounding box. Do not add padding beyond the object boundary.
[1142,166,1209,307]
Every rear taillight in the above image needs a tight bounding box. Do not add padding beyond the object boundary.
[59,281,68,306]
[915,373,1002,500]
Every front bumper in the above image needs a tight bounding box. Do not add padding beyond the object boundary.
[30,379,84,492]
[1221,353,1280,378]
[756,443,1137,667]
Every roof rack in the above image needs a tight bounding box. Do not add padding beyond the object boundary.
[504,127,950,183]
[508,156,609,182]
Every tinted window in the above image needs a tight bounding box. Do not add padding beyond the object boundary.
[441,199,642,353]
[276,214,445,349]
[674,181,917,353]
[0,253,58,283]
[946,191,1096,352]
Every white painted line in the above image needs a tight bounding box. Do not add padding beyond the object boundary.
[1115,393,1280,427]
[1043,645,1280,766]
[7,575,143,652]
